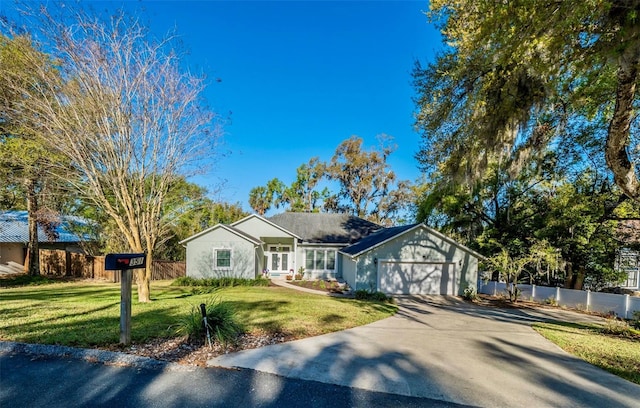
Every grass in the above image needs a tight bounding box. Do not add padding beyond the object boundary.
[533,321,640,385]
[0,279,397,347]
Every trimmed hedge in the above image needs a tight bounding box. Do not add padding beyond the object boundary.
[171,276,270,288]
[354,289,394,303]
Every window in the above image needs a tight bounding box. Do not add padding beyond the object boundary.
[627,270,638,288]
[305,249,337,271]
[326,251,336,270]
[305,250,315,270]
[214,249,231,269]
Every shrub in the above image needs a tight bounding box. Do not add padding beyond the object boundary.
[172,276,269,288]
[462,286,477,301]
[355,289,392,303]
[632,311,640,330]
[172,296,243,345]
[602,318,634,337]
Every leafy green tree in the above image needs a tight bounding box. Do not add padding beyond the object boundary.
[414,0,640,201]
[326,135,412,224]
[248,178,284,215]
[0,34,70,275]
[280,158,329,212]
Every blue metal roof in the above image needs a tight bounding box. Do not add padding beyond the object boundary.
[0,210,87,243]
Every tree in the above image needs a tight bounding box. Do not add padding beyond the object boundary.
[0,34,70,275]
[326,135,412,225]
[248,178,284,215]
[280,158,329,212]
[484,240,559,302]
[414,0,640,201]
[3,6,221,301]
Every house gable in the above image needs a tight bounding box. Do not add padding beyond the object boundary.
[231,214,300,240]
[340,223,484,260]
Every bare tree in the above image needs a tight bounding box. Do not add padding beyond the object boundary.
[3,6,221,301]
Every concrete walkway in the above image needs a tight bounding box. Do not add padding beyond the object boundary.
[270,278,351,297]
[209,295,640,407]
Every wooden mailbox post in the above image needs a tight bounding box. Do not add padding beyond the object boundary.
[105,253,146,345]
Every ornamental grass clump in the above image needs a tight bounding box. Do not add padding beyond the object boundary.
[172,296,243,345]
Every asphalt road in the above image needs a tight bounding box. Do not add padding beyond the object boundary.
[0,350,473,408]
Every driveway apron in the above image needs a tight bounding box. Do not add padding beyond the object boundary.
[209,295,640,407]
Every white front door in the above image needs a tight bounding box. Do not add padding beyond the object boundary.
[266,246,292,276]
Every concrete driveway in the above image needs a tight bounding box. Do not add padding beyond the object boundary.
[209,296,640,407]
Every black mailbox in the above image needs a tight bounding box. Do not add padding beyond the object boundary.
[105,253,146,270]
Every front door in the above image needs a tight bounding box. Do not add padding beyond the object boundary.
[266,246,292,276]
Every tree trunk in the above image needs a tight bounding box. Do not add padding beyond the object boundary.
[605,41,640,200]
[564,261,574,289]
[573,266,586,290]
[25,179,39,276]
[136,247,152,302]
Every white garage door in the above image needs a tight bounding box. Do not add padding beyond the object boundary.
[379,261,456,295]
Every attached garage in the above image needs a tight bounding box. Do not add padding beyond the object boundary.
[379,261,458,295]
[340,224,482,296]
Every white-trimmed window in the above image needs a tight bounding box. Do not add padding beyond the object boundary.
[305,249,337,271]
[213,248,232,269]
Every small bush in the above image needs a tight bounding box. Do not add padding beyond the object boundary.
[545,296,558,306]
[602,318,634,337]
[172,276,269,288]
[0,274,58,288]
[462,286,477,301]
[632,311,640,330]
[172,297,243,345]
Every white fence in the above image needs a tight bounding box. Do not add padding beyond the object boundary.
[478,280,640,320]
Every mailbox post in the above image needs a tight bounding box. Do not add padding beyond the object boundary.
[105,253,146,345]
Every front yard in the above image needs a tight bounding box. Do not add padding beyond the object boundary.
[0,279,396,364]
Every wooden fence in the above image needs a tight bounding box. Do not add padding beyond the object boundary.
[39,249,185,282]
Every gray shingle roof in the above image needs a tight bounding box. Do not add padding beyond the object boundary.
[268,212,381,244]
[0,211,87,243]
[340,223,419,256]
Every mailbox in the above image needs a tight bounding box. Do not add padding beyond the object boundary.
[105,253,146,270]
[104,252,146,345]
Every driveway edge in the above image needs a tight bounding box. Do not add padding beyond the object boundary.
[0,341,194,372]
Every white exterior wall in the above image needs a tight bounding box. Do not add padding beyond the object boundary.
[185,227,257,279]
[342,255,357,289]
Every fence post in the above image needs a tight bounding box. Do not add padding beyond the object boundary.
[493,281,497,296]
[556,286,561,303]
[532,284,536,301]
[625,294,630,319]
[586,290,591,312]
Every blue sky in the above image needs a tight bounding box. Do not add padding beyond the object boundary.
[3,1,443,214]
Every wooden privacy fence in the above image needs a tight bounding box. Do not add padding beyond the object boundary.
[39,249,185,282]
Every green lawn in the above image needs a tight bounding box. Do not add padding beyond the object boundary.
[533,322,640,385]
[0,280,396,347]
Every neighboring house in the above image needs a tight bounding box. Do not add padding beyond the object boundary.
[614,221,640,290]
[0,210,87,270]
[181,213,481,295]
[616,248,640,290]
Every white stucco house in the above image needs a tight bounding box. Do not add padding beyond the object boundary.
[180,212,482,295]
